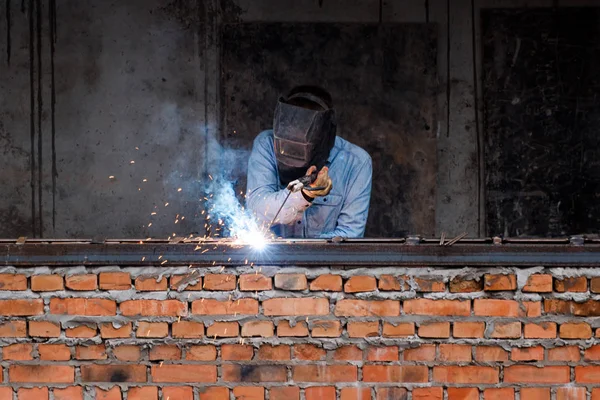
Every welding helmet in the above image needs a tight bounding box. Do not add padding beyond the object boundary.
[273,87,336,185]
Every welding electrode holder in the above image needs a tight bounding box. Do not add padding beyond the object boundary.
[286,172,326,193]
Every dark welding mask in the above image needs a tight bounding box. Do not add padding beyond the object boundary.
[273,92,336,185]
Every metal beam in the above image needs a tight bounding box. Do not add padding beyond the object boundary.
[1,238,600,267]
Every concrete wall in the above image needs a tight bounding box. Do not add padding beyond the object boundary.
[0,0,593,239]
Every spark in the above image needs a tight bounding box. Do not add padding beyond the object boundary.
[209,175,213,180]
[143,178,147,182]
[130,160,135,164]
[151,212,157,216]
[141,257,145,261]
[109,175,115,179]
[165,202,169,207]
[148,223,152,227]
[177,188,182,192]
[161,260,168,265]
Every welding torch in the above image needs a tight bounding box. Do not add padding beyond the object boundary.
[267,172,326,229]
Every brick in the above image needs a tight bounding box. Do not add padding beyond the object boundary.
[484,274,516,291]
[412,276,445,292]
[10,365,74,383]
[293,365,357,382]
[484,388,514,400]
[449,277,482,293]
[203,274,236,290]
[65,274,97,290]
[505,365,569,383]
[112,345,141,362]
[270,387,299,400]
[523,274,552,292]
[404,344,436,361]
[162,387,193,400]
[593,388,600,400]
[206,321,238,337]
[347,321,379,337]
[100,323,131,338]
[199,387,229,400]
[576,366,600,383]
[311,274,342,291]
[404,299,470,316]
[149,345,180,360]
[127,387,158,400]
[76,344,107,360]
[223,365,286,382]
[413,387,443,400]
[511,346,544,361]
[545,299,600,316]
[294,344,326,361]
[29,320,60,337]
[475,346,509,362]
[233,387,264,400]
[591,277,600,293]
[453,321,485,338]
[368,346,399,361]
[99,272,130,290]
[419,321,450,338]
[239,273,272,291]
[50,298,116,316]
[433,366,499,384]
[39,344,71,361]
[363,365,427,383]
[305,387,335,400]
[549,346,580,362]
[0,274,27,290]
[274,273,307,290]
[489,321,521,338]
[0,299,43,316]
[439,344,471,362]
[344,275,377,292]
[333,345,363,361]
[120,300,186,317]
[312,320,341,337]
[170,274,203,291]
[81,365,145,383]
[258,345,290,360]
[335,299,399,317]
[474,299,520,316]
[172,321,204,338]
[585,345,600,361]
[376,388,408,400]
[151,365,216,383]
[277,320,308,337]
[0,388,11,400]
[66,325,97,338]
[18,388,49,400]
[242,320,274,337]
[53,387,83,400]
[0,320,26,337]
[222,344,254,361]
[378,275,401,290]
[554,276,587,292]
[95,387,121,400]
[382,322,415,337]
[447,388,479,400]
[524,301,542,317]
[520,388,550,400]
[134,276,167,291]
[560,322,592,339]
[186,345,217,361]
[3,343,33,360]
[556,387,586,400]
[136,322,168,338]
[192,298,258,315]
[31,275,64,291]
[264,298,329,316]
[340,387,371,400]
[524,322,556,338]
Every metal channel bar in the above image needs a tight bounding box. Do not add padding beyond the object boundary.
[2,240,600,267]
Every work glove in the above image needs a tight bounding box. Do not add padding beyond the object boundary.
[302,165,332,199]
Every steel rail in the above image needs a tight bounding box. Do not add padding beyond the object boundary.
[1,238,600,266]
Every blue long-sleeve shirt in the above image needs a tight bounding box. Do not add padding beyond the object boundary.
[246,130,372,238]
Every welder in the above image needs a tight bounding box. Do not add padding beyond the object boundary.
[246,85,372,238]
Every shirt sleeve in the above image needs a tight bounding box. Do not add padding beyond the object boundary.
[246,133,312,227]
[318,156,372,239]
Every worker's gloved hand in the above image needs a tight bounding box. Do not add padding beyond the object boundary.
[302,166,332,199]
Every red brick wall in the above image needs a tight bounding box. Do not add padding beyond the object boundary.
[0,267,599,399]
